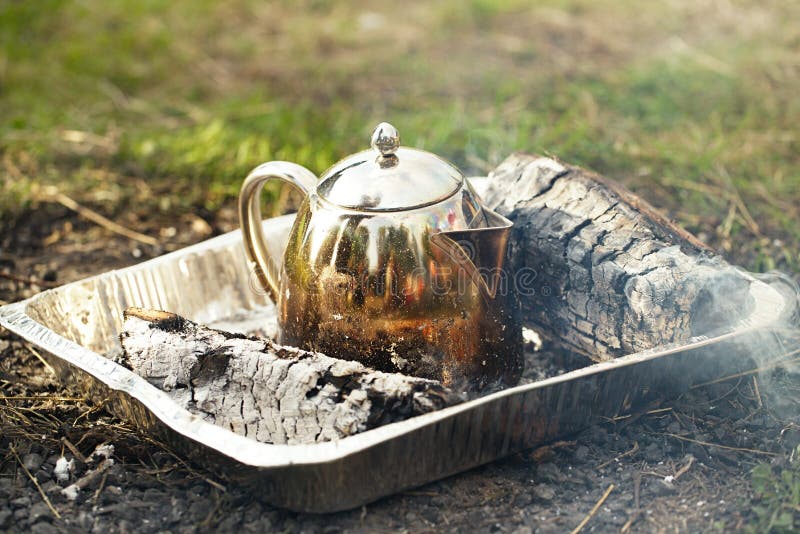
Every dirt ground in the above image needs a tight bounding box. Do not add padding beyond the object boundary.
[1,202,799,534]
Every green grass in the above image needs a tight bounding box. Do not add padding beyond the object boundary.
[748,452,800,533]
[1,0,798,274]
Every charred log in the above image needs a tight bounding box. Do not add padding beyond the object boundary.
[120,307,462,445]
[483,154,757,361]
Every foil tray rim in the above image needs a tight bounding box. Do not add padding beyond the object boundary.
[0,217,790,469]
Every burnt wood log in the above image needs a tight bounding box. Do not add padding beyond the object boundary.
[120,308,461,445]
[482,154,757,361]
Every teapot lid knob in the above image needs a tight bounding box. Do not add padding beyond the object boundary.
[370,122,400,157]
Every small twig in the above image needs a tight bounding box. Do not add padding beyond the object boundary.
[61,437,89,464]
[673,455,695,480]
[24,343,56,376]
[720,201,737,239]
[662,433,778,456]
[571,484,614,534]
[665,170,761,236]
[528,440,577,462]
[602,413,632,423]
[662,177,726,198]
[0,271,59,288]
[621,472,642,533]
[403,490,440,497]
[10,446,61,520]
[753,182,799,220]
[49,192,159,246]
[200,490,223,528]
[691,351,800,388]
[621,514,637,533]
[92,471,109,505]
[728,184,762,237]
[140,436,226,492]
[715,164,761,235]
[3,151,24,179]
[62,458,114,498]
[596,441,639,470]
[0,396,85,402]
[72,400,108,425]
[706,379,744,405]
[0,404,34,426]
[137,464,176,476]
[752,376,763,409]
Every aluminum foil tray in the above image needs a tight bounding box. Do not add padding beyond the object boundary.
[1,180,795,513]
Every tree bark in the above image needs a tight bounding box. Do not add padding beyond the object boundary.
[120,308,461,445]
[482,154,757,361]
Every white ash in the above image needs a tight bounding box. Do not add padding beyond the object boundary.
[90,443,114,461]
[521,327,543,351]
[120,309,462,445]
[60,443,117,501]
[54,456,74,484]
[206,306,278,340]
[61,485,80,501]
[61,458,115,501]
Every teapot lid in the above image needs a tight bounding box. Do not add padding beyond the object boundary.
[316,123,463,212]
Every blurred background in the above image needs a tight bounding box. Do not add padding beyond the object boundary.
[1,0,798,274]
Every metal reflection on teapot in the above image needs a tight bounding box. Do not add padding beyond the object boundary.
[239,123,523,390]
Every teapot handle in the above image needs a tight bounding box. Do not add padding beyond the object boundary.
[238,161,317,303]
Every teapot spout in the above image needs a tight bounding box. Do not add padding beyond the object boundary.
[429,208,513,301]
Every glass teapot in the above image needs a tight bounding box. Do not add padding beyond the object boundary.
[239,123,522,390]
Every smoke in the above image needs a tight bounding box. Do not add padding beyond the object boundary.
[745,270,800,410]
[690,266,800,418]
